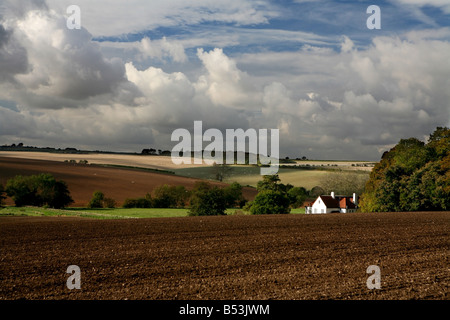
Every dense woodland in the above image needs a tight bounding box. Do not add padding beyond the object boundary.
[360,127,449,212]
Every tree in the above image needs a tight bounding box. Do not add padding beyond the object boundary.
[256,175,283,192]
[360,127,450,212]
[153,185,189,208]
[309,186,325,198]
[212,163,232,182]
[123,194,153,208]
[6,175,39,207]
[87,191,117,208]
[188,183,227,216]
[249,190,291,215]
[5,174,73,208]
[0,183,6,206]
[103,197,116,208]
[426,126,450,158]
[88,191,105,208]
[223,182,246,208]
[288,186,308,208]
[245,175,292,214]
[46,180,74,209]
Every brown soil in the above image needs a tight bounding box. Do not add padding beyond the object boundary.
[0,212,448,300]
[0,157,257,207]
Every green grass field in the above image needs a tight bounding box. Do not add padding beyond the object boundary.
[0,206,305,219]
[0,206,190,219]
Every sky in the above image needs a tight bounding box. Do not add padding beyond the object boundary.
[0,0,449,160]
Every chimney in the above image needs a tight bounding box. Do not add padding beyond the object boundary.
[331,191,335,199]
[353,193,357,206]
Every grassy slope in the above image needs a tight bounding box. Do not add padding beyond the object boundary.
[173,165,336,189]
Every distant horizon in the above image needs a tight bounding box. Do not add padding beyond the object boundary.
[0,145,378,163]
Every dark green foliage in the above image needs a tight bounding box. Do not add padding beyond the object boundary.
[361,127,450,212]
[309,186,325,198]
[246,175,292,214]
[256,174,283,192]
[0,183,6,206]
[249,190,291,215]
[5,173,73,208]
[46,180,74,209]
[86,191,117,208]
[87,191,116,208]
[88,191,105,208]
[123,194,153,208]
[188,182,227,216]
[103,197,117,208]
[223,182,246,208]
[152,185,189,208]
[287,186,308,208]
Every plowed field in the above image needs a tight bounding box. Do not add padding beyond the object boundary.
[0,157,257,207]
[0,212,448,300]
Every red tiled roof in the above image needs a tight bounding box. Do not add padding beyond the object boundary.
[319,195,340,208]
[339,197,357,209]
[316,195,358,209]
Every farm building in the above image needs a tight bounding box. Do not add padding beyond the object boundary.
[305,192,358,214]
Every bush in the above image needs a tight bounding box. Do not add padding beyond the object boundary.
[88,191,104,208]
[153,185,189,208]
[0,183,6,206]
[122,198,137,208]
[5,174,73,208]
[123,194,153,208]
[87,191,117,209]
[103,197,116,208]
[244,175,292,214]
[249,190,291,215]
[188,183,227,216]
[6,174,73,209]
[287,186,308,208]
[47,180,74,209]
[223,182,246,208]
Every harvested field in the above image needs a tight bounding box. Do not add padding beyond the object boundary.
[0,151,208,170]
[0,212,448,300]
[0,157,257,207]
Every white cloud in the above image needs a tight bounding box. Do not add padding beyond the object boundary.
[139,37,187,63]
[12,9,126,101]
[0,1,449,160]
[196,48,262,111]
[44,0,279,37]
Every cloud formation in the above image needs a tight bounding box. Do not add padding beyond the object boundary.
[0,0,449,161]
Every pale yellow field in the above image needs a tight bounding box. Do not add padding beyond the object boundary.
[0,151,208,170]
[223,168,331,189]
[0,152,375,170]
[283,161,375,171]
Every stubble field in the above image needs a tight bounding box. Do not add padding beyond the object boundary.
[0,211,448,300]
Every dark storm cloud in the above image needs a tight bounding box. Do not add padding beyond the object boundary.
[0,24,29,82]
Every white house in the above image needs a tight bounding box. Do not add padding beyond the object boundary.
[305,192,358,214]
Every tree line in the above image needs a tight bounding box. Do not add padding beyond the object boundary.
[1,174,73,209]
[360,127,449,212]
[115,181,247,216]
[117,176,314,215]
[0,173,312,216]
